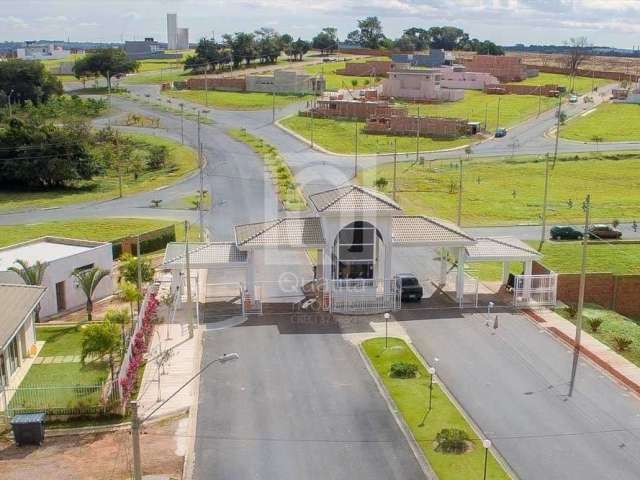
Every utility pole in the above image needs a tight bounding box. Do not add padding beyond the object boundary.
[197,111,205,242]
[184,221,194,338]
[538,86,542,116]
[496,97,501,130]
[107,70,111,107]
[272,88,276,123]
[540,93,563,250]
[484,102,488,132]
[179,103,184,144]
[130,401,142,480]
[204,63,209,108]
[416,103,421,164]
[392,138,398,202]
[310,103,315,149]
[354,119,359,179]
[568,194,591,397]
[115,133,123,198]
[457,156,464,226]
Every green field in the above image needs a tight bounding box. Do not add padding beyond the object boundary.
[281,115,472,154]
[404,90,557,131]
[228,128,306,210]
[359,152,640,225]
[37,326,86,357]
[164,89,309,110]
[518,72,611,95]
[304,58,385,91]
[561,103,640,142]
[0,218,199,248]
[363,338,509,480]
[0,133,198,212]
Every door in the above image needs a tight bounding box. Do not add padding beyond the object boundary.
[55,281,66,312]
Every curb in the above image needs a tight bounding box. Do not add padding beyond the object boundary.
[521,310,640,397]
[357,344,437,480]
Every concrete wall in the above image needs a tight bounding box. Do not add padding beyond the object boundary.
[524,64,640,83]
[383,71,464,102]
[307,98,407,120]
[485,83,559,96]
[246,70,321,94]
[533,261,640,317]
[186,77,246,91]
[438,69,499,90]
[365,115,469,138]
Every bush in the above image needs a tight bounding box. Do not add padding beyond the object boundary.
[566,304,578,318]
[612,335,633,352]
[435,428,469,454]
[586,317,603,333]
[389,362,418,379]
[374,176,388,190]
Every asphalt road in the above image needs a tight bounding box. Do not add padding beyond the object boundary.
[194,317,425,480]
[398,309,640,480]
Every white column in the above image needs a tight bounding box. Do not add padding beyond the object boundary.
[246,250,256,299]
[315,248,323,280]
[502,261,511,284]
[439,248,448,287]
[456,247,466,302]
[523,260,533,300]
[384,240,393,280]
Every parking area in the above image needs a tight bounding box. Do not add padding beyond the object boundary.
[397,308,640,480]
[193,314,425,480]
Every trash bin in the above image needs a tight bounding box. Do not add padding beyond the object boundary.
[10,413,46,446]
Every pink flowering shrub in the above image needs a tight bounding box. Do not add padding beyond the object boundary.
[119,292,158,402]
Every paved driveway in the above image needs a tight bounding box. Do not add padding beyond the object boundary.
[398,309,640,480]
[193,315,425,480]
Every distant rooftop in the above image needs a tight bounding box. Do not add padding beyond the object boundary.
[0,237,107,271]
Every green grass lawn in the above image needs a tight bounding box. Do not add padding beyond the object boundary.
[163,89,309,110]
[540,242,640,274]
[561,103,640,142]
[21,362,109,386]
[556,304,640,367]
[358,151,640,225]
[228,128,306,210]
[518,72,611,95]
[0,217,199,248]
[304,58,384,91]
[403,90,557,131]
[281,115,472,154]
[363,338,509,480]
[0,133,197,212]
[37,326,85,357]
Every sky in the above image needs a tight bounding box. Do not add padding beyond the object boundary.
[1,0,640,48]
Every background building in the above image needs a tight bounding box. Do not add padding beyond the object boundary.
[16,42,70,60]
[124,38,182,60]
[176,27,189,50]
[167,13,177,50]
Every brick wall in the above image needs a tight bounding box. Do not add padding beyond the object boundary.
[612,276,640,317]
[305,99,407,120]
[523,64,640,82]
[186,77,246,91]
[485,83,559,96]
[337,47,394,57]
[364,115,469,138]
[336,61,392,77]
[462,55,528,82]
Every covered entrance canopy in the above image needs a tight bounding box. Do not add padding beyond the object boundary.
[465,237,542,283]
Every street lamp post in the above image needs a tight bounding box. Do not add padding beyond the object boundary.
[384,312,390,348]
[482,439,492,480]
[130,352,239,480]
[428,366,436,411]
[179,103,185,144]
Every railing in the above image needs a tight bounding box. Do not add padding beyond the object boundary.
[3,381,119,417]
[514,273,558,308]
[328,279,400,314]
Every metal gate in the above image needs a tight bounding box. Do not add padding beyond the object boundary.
[513,273,558,309]
[202,282,244,322]
[329,279,401,314]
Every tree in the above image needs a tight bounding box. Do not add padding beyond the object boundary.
[81,320,121,381]
[119,252,154,284]
[8,259,48,321]
[118,280,142,322]
[73,49,139,90]
[223,32,256,68]
[394,35,416,52]
[346,30,362,46]
[0,118,98,188]
[72,267,110,322]
[312,27,339,55]
[403,28,430,50]
[564,37,590,92]
[104,308,130,352]
[426,26,468,51]
[184,37,222,72]
[356,17,386,49]
[0,60,63,106]
[290,38,311,61]
[374,177,388,190]
[254,28,283,64]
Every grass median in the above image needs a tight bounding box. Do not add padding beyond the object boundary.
[362,338,509,479]
[228,128,306,210]
[164,89,309,110]
[561,103,640,142]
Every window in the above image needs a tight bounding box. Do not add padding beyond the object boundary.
[75,263,94,272]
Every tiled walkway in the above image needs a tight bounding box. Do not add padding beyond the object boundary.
[32,354,107,364]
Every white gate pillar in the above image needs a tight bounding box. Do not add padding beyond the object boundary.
[523,260,533,298]
[245,250,256,299]
[456,247,466,301]
[502,261,511,284]
[439,248,448,287]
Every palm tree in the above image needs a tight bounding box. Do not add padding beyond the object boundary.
[72,267,110,322]
[8,259,48,322]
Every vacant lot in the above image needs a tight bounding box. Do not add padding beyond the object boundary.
[304,57,386,91]
[359,152,640,225]
[0,218,198,248]
[164,89,309,110]
[281,115,472,154]
[519,72,611,94]
[363,338,509,480]
[404,90,557,130]
[0,133,197,212]
[561,103,640,142]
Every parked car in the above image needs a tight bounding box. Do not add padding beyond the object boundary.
[495,128,507,138]
[550,225,583,240]
[394,274,423,302]
[569,94,579,103]
[588,224,622,240]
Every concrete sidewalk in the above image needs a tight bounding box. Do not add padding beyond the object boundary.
[137,306,201,421]
[528,308,640,395]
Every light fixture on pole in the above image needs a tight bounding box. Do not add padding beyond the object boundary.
[482,438,492,480]
[384,312,390,348]
[486,301,495,325]
[428,366,436,411]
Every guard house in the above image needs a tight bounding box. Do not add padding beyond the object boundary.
[162,185,555,315]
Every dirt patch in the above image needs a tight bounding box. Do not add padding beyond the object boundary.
[0,418,184,480]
